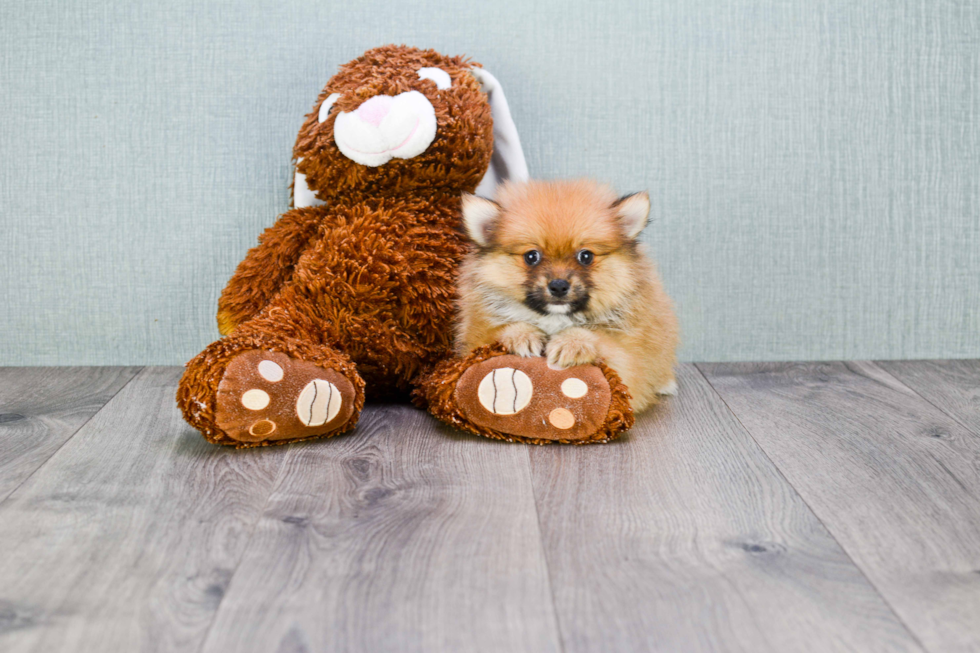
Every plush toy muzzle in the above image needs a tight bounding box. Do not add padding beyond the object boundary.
[332,90,438,167]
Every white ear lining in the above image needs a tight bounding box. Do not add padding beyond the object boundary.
[461,193,500,246]
[293,158,325,208]
[470,68,529,199]
[615,192,651,239]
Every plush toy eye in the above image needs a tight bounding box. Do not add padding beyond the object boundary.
[318,93,341,123]
[523,250,541,266]
[417,67,452,90]
[576,249,594,265]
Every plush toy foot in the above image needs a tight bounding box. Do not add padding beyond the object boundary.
[415,345,634,444]
[211,350,358,445]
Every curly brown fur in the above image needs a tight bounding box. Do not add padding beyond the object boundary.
[217,207,328,335]
[178,45,494,445]
[414,344,635,444]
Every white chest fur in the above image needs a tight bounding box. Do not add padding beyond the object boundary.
[530,313,579,335]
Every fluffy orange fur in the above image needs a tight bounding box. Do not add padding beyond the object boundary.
[456,179,679,412]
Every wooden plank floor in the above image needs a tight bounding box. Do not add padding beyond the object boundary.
[0,361,977,652]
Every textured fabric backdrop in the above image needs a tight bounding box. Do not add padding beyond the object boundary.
[1,0,978,365]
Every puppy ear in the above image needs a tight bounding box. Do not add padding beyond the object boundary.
[613,192,650,239]
[461,192,501,246]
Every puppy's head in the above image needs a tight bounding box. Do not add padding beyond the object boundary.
[462,180,650,318]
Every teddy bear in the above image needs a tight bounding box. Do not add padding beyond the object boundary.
[177,45,633,446]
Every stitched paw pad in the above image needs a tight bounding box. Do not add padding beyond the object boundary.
[214,350,356,444]
[455,355,612,441]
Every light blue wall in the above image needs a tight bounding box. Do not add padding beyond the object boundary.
[2,0,978,365]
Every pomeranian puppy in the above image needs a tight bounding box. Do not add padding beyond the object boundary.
[456,179,679,412]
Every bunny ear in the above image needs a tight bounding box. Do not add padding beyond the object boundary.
[293,158,325,209]
[470,68,529,199]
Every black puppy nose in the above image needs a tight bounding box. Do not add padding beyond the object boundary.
[547,279,570,298]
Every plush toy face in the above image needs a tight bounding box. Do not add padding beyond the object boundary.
[294,45,495,197]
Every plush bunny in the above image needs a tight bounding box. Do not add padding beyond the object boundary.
[177,45,632,446]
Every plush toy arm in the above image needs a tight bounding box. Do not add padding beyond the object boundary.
[216,205,327,335]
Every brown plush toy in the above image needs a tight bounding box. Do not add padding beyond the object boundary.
[177,45,634,446]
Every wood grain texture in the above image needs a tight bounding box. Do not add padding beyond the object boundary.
[0,366,141,502]
[700,361,980,653]
[875,360,980,435]
[0,367,288,653]
[528,364,921,653]
[200,405,561,653]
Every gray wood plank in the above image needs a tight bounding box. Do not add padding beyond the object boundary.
[529,364,922,653]
[0,366,141,501]
[200,405,562,653]
[0,367,288,653]
[700,361,980,653]
[876,360,980,435]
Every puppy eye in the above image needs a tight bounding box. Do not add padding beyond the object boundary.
[417,67,452,90]
[318,93,341,124]
[576,249,595,265]
[523,250,541,266]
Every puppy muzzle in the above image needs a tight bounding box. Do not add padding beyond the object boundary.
[525,288,590,316]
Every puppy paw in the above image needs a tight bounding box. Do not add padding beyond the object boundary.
[498,323,546,357]
[546,328,599,369]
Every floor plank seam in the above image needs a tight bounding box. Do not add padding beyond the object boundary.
[870,360,980,439]
[692,363,932,653]
[523,445,568,653]
[0,365,145,507]
[193,443,296,653]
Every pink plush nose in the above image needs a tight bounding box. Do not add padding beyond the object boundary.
[356,95,393,127]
